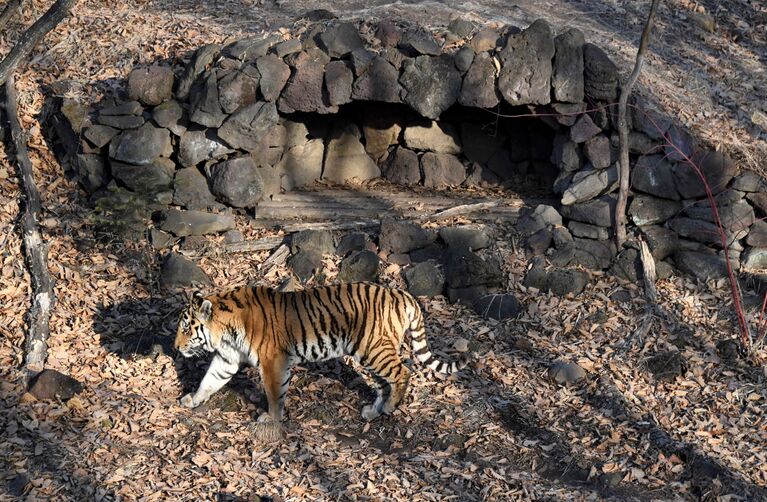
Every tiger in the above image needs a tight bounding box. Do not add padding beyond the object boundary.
[174,282,467,423]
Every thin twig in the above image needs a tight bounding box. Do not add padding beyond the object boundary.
[615,0,661,248]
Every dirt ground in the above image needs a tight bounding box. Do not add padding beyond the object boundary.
[1,0,767,500]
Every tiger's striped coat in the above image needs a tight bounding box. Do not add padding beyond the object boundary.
[174,283,466,422]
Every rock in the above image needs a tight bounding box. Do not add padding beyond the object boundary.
[552,28,585,103]
[656,261,674,280]
[610,248,642,282]
[473,293,521,320]
[464,163,502,187]
[83,124,119,148]
[664,125,696,162]
[225,35,280,60]
[548,361,586,385]
[289,250,323,283]
[640,225,680,260]
[689,11,715,32]
[29,369,83,401]
[318,22,363,57]
[748,193,767,215]
[674,150,738,199]
[448,18,474,38]
[731,171,767,192]
[152,100,187,136]
[568,221,610,240]
[276,138,324,187]
[570,238,616,269]
[526,228,552,255]
[273,38,302,58]
[291,229,335,255]
[570,114,602,143]
[375,19,401,47]
[279,51,336,114]
[176,44,221,100]
[458,52,499,108]
[631,155,680,200]
[583,43,618,101]
[668,217,726,246]
[189,71,227,128]
[218,101,280,152]
[626,131,661,155]
[408,243,445,263]
[178,128,234,167]
[685,197,754,232]
[60,98,89,133]
[645,351,685,382]
[251,124,287,167]
[547,268,590,295]
[109,122,171,165]
[379,219,435,254]
[351,57,401,103]
[747,220,767,247]
[561,164,618,205]
[421,153,466,188]
[674,250,727,280]
[336,232,369,257]
[324,60,353,106]
[209,157,264,208]
[362,113,402,162]
[75,154,108,193]
[470,28,499,52]
[111,158,175,194]
[349,47,376,76]
[551,225,573,248]
[498,19,554,106]
[551,102,585,126]
[404,261,445,297]
[217,69,259,114]
[338,250,380,282]
[159,209,235,236]
[551,134,583,172]
[443,249,504,289]
[583,134,612,169]
[742,248,767,269]
[323,123,381,183]
[400,55,461,119]
[160,253,212,289]
[631,95,671,140]
[439,226,491,251]
[256,55,291,101]
[560,194,616,227]
[404,121,461,154]
[128,65,174,106]
[629,195,681,226]
[516,204,562,235]
[446,285,487,305]
[461,122,506,164]
[399,28,441,56]
[224,230,243,244]
[453,46,475,73]
[383,147,421,185]
[150,228,174,249]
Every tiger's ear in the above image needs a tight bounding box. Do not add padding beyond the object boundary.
[191,290,205,306]
[196,299,213,322]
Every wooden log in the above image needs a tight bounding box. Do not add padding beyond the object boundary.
[4,75,55,377]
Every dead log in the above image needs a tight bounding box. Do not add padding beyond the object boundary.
[0,0,77,87]
[4,75,55,377]
[0,0,22,31]
[416,200,501,222]
[615,0,661,248]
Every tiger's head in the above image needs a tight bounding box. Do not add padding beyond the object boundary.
[174,291,216,357]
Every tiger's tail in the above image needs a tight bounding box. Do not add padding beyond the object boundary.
[406,299,467,374]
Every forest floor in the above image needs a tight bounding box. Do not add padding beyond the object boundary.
[1,0,767,501]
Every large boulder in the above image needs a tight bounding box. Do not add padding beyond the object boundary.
[322,123,380,183]
[338,250,380,282]
[279,51,336,114]
[351,57,402,103]
[109,122,171,165]
[173,168,217,210]
[583,43,618,101]
[673,150,738,199]
[404,121,461,154]
[276,138,324,188]
[632,155,680,200]
[29,369,83,401]
[178,128,234,167]
[421,153,466,188]
[498,19,555,106]
[379,219,435,254]
[128,65,174,106]
[443,249,504,289]
[640,225,681,260]
[559,195,616,227]
[111,158,175,194]
[439,226,492,251]
[189,71,227,128]
[552,28,585,103]
[209,157,264,208]
[160,253,212,289]
[458,52,500,108]
[218,101,280,152]
[674,250,728,280]
[158,209,235,236]
[383,147,421,185]
[325,60,353,106]
[399,55,461,119]
[318,22,364,57]
[176,44,221,100]
[403,261,445,297]
[628,195,682,226]
[516,204,562,235]
[291,230,335,255]
[560,165,618,205]
[217,68,259,114]
[256,55,291,101]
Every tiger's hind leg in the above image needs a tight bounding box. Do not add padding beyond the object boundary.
[258,353,292,423]
[361,349,411,421]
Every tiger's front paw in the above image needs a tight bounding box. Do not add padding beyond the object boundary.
[180,393,197,408]
[361,404,381,421]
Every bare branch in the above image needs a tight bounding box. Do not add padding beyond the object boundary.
[615,0,661,248]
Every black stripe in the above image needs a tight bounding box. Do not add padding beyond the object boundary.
[414,347,430,357]
[218,302,232,312]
